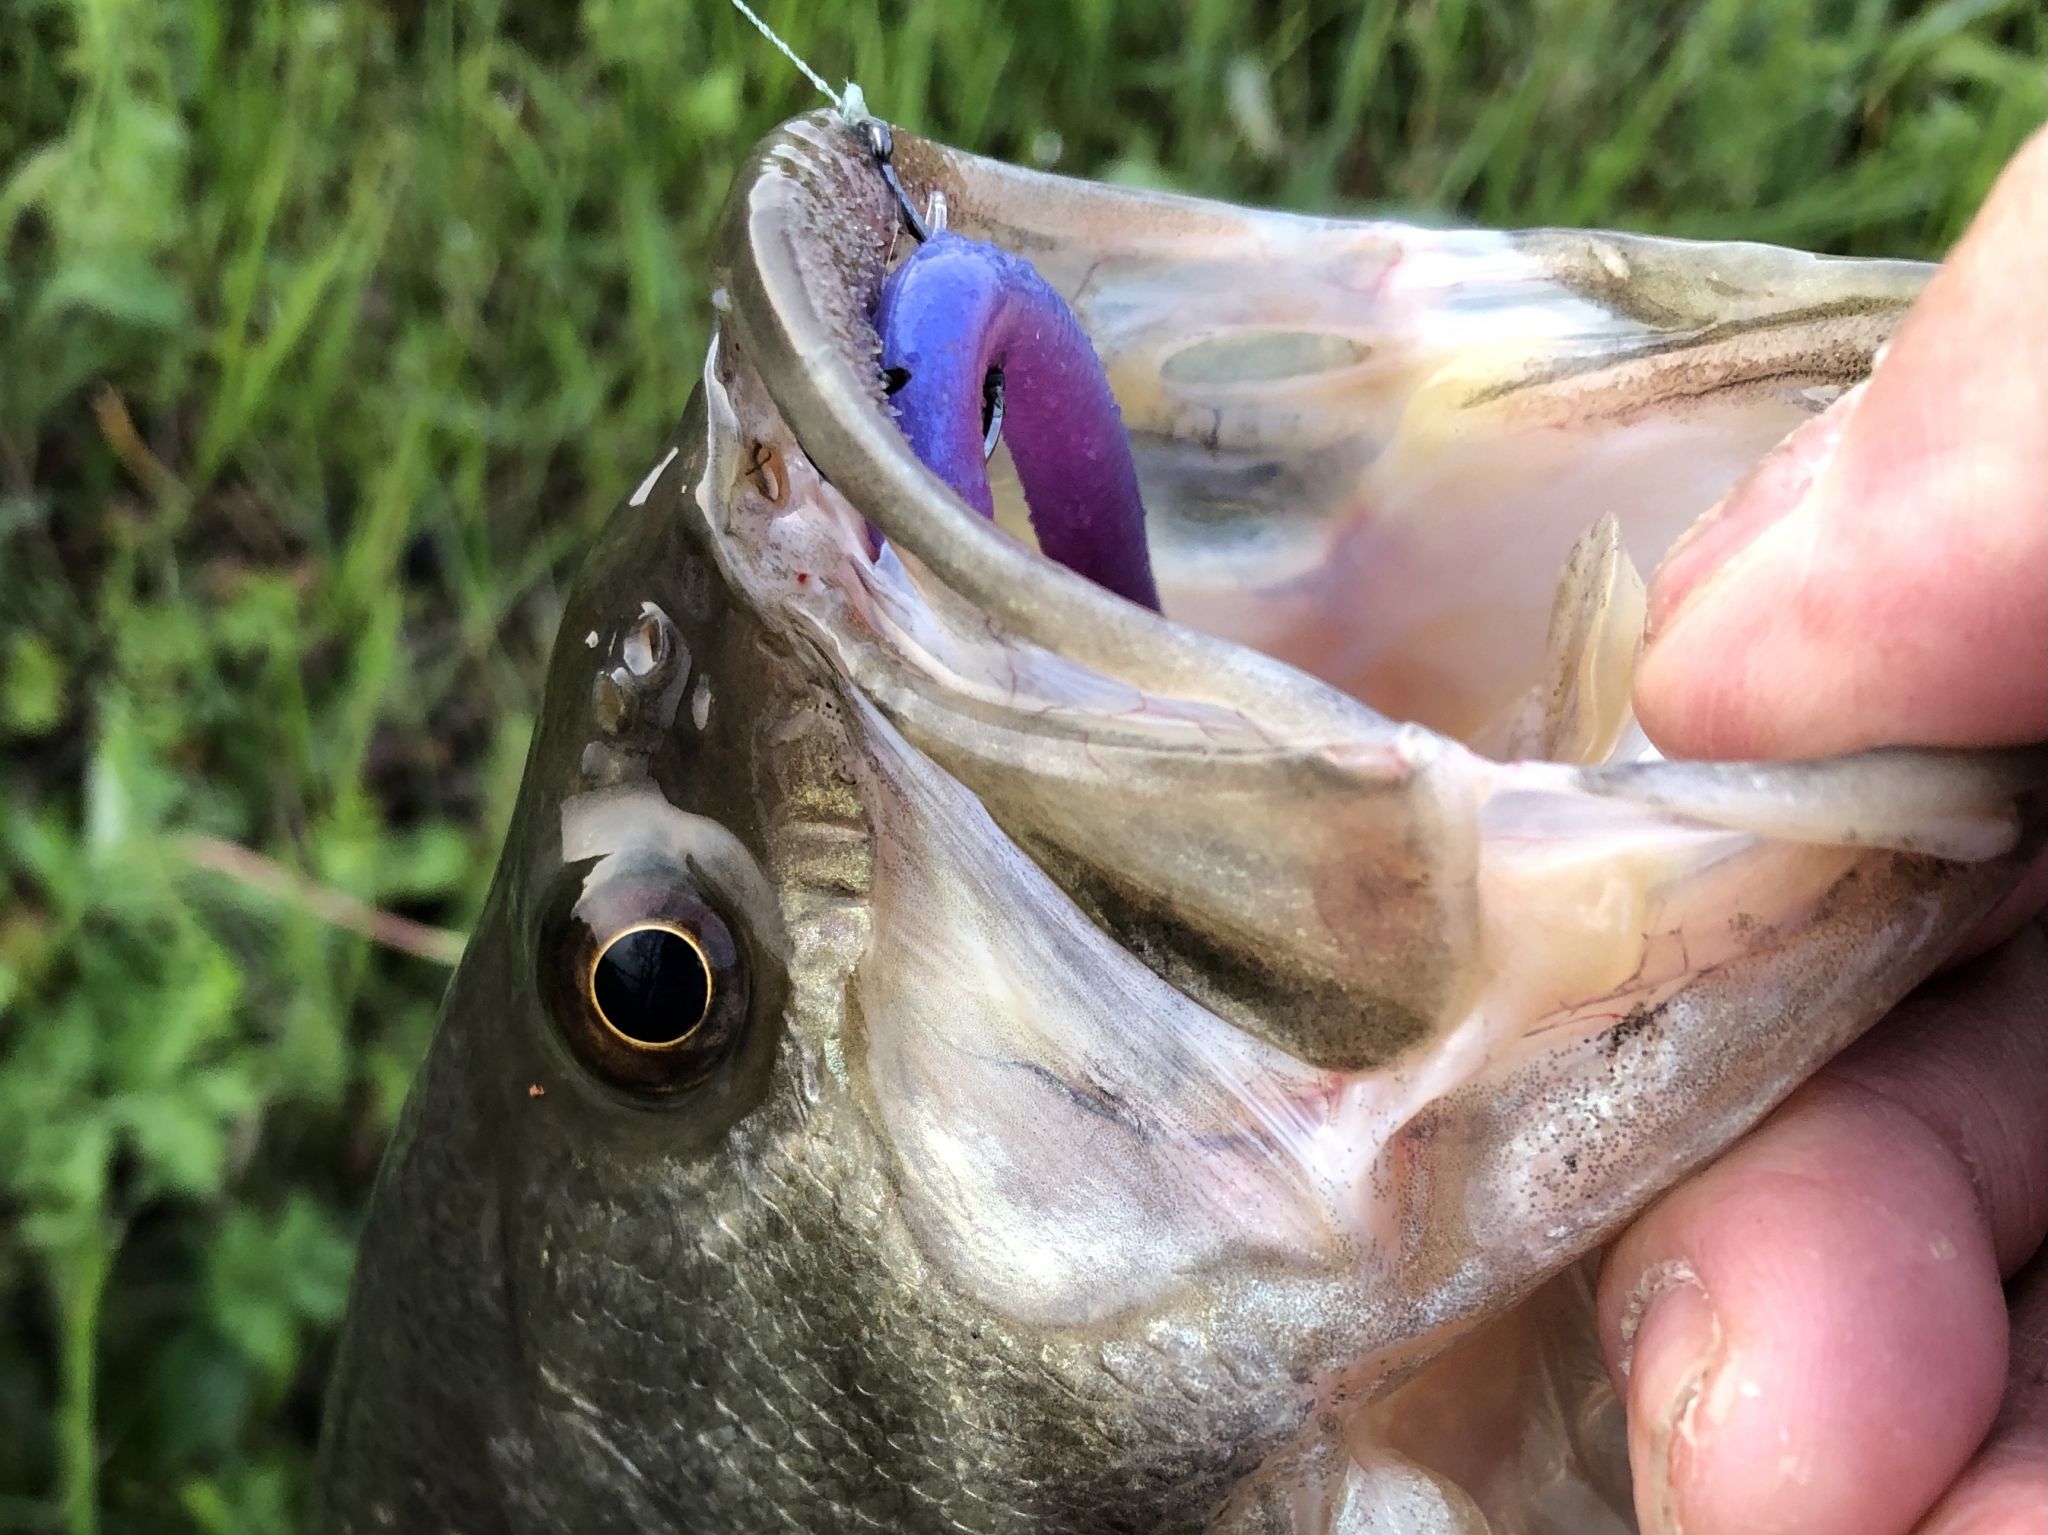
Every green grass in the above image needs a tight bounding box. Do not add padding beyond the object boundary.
[0,0,2041,1529]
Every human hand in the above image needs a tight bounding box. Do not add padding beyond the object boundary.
[1606,126,2048,1535]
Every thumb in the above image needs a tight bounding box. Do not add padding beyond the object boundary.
[1635,126,2048,761]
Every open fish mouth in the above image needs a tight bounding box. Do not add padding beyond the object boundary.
[713,112,2039,1056]
[320,111,2047,1535]
[696,113,2043,1508]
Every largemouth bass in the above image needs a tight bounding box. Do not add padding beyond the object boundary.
[318,114,2046,1533]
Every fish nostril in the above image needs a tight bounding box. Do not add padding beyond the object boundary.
[621,603,676,681]
[882,366,912,396]
[589,923,714,1048]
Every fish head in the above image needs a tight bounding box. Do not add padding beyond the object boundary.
[320,115,2046,1535]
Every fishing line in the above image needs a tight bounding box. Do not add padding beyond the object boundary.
[724,0,869,127]
[723,0,928,235]
[718,0,1158,606]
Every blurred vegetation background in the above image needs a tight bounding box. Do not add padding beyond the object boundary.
[0,0,2042,1529]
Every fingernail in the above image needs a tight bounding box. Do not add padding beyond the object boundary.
[1645,380,1864,640]
[1623,1267,1724,1535]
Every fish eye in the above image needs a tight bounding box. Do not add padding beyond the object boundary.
[538,858,749,1096]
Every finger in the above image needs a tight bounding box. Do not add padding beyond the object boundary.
[1945,848,2048,971]
[1635,126,2048,761]
[1597,924,2048,1535]
[1914,1252,2048,1535]
[1831,922,2048,1277]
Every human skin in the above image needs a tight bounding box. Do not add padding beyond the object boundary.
[1611,125,2048,1535]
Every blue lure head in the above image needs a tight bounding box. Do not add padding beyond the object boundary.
[874,230,1162,613]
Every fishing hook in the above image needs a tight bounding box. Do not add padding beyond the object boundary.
[858,118,931,244]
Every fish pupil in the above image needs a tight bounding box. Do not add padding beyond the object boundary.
[591,926,712,1046]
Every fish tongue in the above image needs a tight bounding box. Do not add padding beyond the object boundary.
[1477,513,1647,765]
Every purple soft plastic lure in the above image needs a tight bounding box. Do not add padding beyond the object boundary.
[874,231,1161,611]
